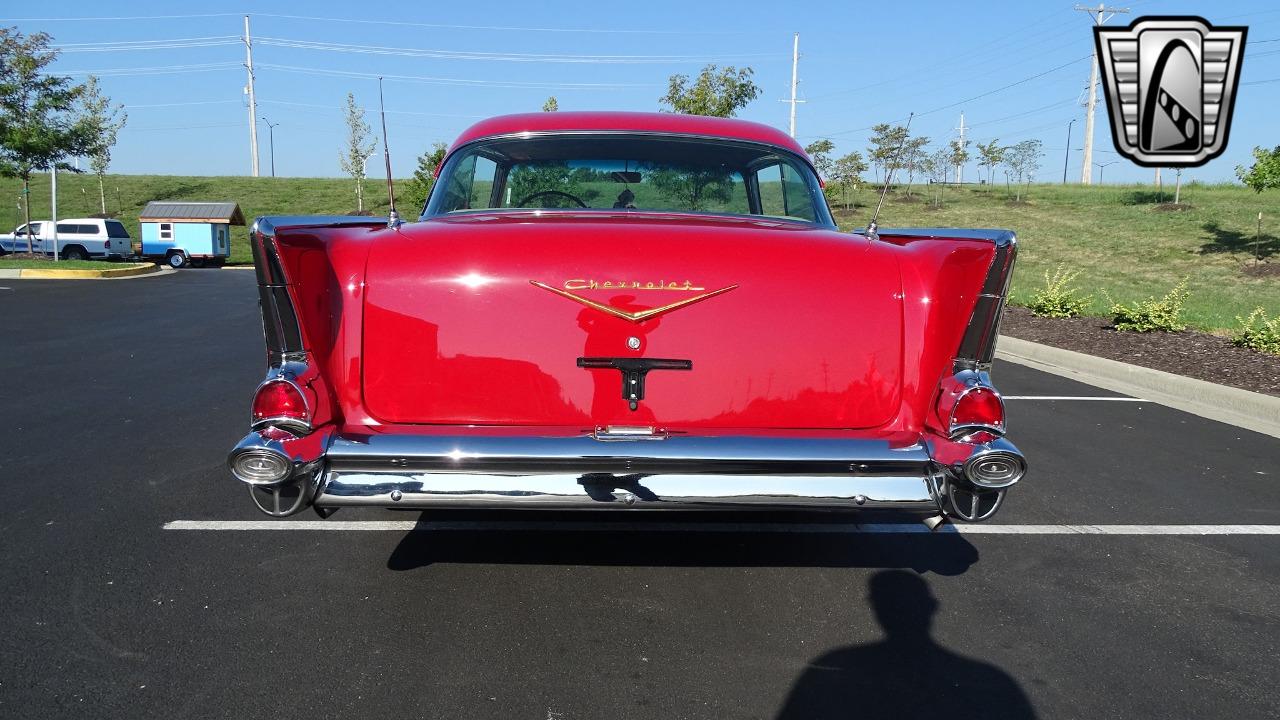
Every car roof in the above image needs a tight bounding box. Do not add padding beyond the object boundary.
[26,218,113,224]
[450,111,809,156]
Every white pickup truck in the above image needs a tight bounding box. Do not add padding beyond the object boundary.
[0,218,133,260]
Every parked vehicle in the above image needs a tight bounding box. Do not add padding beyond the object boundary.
[227,111,1026,525]
[137,201,244,268]
[0,218,132,260]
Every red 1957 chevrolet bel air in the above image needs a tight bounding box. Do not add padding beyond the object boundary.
[228,111,1025,525]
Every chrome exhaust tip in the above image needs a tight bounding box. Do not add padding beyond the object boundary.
[228,447,294,486]
[962,450,1026,489]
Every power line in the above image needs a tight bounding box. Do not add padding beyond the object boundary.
[0,13,241,21]
[52,36,242,52]
[967,98,1078,129]
[810,55,1091,138]
[126,99,241,108]
[0,11,754,34]
[259,99,485,119]
[251,13,753,35]
[253,36,781,64]
[52,62,243,76]
[256,63,656,90]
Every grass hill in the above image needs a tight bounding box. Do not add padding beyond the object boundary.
[7,173,1277,332]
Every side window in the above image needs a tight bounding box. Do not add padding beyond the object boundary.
[56,223,77,235]
[780,163,816,222]
[470,156,498,208]
[106,221,130,238]
[439,153,499,212]
[18,223,42,236]
[756,163,786,217]
[159,223,173,240]
[218,227,227,249]
[754,161,816,221]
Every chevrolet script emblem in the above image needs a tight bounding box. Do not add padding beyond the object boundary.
[530,280,737,323]
[1095,16,1247,167]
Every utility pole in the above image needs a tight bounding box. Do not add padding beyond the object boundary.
[1095,160,1118,184]
[954,112,967,183]
[1076,3,1129,185]
[51,166,58,261]
[1063,118,1076,183]
[261,117,278,177]
[243,15,260,177]
[781,32,805,138]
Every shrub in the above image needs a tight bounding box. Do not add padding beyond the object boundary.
[1028,265,1093,318]
[1232,307,1280,355]
[1108,279,1189,332]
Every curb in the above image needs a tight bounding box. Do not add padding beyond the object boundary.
[996,335,1280,440]
[4,263,161,280]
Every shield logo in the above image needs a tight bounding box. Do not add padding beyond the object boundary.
[1095,16,1247,167]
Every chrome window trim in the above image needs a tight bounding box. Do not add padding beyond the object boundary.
[421,130,834,228]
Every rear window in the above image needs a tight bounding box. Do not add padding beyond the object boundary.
[425,134,831,225]
[106,221,130,238]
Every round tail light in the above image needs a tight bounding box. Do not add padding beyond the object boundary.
[951,387,1005,435]
[251,379,310,431]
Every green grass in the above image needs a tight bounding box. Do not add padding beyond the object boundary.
[6,174,1277,331]
[6,173,397,266]
[0,257,118,269]
[829,182,1279,332]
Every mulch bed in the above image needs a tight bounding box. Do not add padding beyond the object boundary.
[1242,262,1280,279]
[1000,306,1280,397]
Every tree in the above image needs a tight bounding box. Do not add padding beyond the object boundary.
[830,151,867,211]
[541,96,558,112]
[900,136,929,198]
[660,65,760,118]
[649,166,734,211]
[948,138,971,185]
[1005,139,1043,201]
[922,147,950,207]
[804,139,835,179]
[79,75,126,215]
[976,139,1007,188]
[337,92,377,213]
[1237,146,1280,194]
[402,142,448,215]
[1237,146,1280,265]
[0,28,99,251]
[866,123,910,184]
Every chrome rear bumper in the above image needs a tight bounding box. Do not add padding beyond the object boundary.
[229,430,1024,519]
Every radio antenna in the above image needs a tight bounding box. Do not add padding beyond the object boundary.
[377,77,401,228]
[867,112,914,240]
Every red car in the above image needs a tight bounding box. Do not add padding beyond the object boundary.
[228,111,1024,525]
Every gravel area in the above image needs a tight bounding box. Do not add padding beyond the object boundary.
[1001,306,1280,397]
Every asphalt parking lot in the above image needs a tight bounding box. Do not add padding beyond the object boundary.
[2,270,1278,719]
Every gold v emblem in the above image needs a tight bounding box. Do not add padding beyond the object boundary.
[530,281,738,323]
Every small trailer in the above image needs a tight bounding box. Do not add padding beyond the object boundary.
[137,201,245,268]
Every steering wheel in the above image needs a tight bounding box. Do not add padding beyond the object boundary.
[515,190,588,208]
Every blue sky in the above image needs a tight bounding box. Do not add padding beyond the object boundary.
[8,0,1278,183]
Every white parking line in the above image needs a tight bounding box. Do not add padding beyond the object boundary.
[1002,396,1147,401]
[162,520,1280,535]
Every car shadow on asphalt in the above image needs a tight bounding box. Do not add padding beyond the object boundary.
[384,511,979,575]
[775,570,1037,720]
